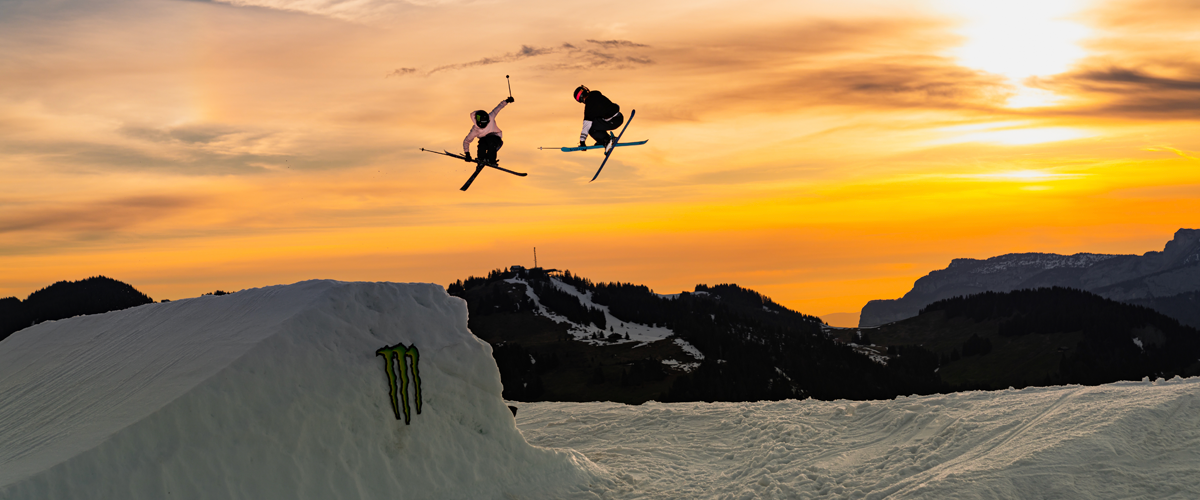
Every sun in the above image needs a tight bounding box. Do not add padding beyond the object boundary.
[937,0,1091,107]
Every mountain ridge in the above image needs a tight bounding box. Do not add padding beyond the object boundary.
[861,228,1200,327]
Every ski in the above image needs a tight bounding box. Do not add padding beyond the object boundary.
[591,109,635,182]
[420,148,527,192]
[460,164,485,191]
[539,140,648,152]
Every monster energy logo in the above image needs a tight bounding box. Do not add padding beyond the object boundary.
[376,343,422,424]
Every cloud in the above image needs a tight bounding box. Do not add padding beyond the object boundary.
[1070,68,1200,91]
[586,39,650,49]
[1142,146,1200,161]
[408,41,654,76]
[803,57,1012,110]
[207,0,420,22]
[427,44,563,74]
[0,122,382,176]
[640,18,1013,116]
[119,124,244,145]
[386,67,417,78]
[1026,0,1200,119]
[0,195,199,235]
[533,50,658,72]
[1028,66,1200,118]
[1085,0,1200,32]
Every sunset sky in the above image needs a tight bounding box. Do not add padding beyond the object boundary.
[2,0,1197,324]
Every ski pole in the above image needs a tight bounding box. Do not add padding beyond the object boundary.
[506,75,512,99]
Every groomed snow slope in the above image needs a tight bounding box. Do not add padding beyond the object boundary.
[0,280,610,500]
[517,378,1200,499]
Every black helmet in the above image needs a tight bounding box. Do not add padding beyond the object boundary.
[473,110,489,128]
[573,85,589,102]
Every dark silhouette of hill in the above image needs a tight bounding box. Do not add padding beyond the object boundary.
[450,267,946,404]
[860,287,1200,391]
[1127,290,1200,330]
[0,276,154,341]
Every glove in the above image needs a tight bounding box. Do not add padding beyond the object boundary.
[506,96,515,103]
[463,152,473,162]
[579,140,586,148]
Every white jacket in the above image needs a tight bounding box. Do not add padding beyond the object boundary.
[463,99,509,154]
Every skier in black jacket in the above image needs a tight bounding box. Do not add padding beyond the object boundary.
[573,85,623,154]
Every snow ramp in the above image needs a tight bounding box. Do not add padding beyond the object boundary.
[0,280,611,500]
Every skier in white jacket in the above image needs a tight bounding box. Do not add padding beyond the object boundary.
[463,96,514,165]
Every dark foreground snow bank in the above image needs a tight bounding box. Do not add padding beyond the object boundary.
[0,280,610,500]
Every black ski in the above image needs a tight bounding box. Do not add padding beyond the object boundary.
[460,164,485,191]
[591,109,635,182]
[420,148,527,191]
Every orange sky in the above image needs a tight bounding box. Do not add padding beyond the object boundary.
[1,0,1197,325]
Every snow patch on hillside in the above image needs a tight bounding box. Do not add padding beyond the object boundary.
[674,338,704,360]
[956,252,1119,274]
[505,277,706,372]
[506,277,692,349]
[847,343,889,366]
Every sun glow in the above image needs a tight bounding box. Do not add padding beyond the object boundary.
[931,122,1092,146]
[970,170,1084,182]
[938,0,1090,107]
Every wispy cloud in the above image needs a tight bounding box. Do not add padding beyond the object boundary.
[586,39,649,49]
[426,44,564,75]
[1085,0,1200,31]
[633,18,1013,118]
[391,40,654,77]
[208,0,422,23]
[1143,146,1200,161]
[0,196,199,235]
[385,67,417,78]
[1028,66,1200,118]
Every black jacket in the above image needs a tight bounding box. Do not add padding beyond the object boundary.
[579,91,621,141]
[583,91,620,121]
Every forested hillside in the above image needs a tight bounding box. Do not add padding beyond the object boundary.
[1,276,154,341]
[450,267,945,403]
[857,287,1200,390]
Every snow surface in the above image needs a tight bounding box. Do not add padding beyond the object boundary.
[516,377,1200,499]
[5,279,1199,499]
[0,280,610,500]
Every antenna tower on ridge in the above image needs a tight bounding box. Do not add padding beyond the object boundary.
[534,247,538,269]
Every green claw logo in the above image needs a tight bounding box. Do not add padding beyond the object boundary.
[376,343,422,424]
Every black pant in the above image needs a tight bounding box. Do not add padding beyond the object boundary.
[588,113,623,145]
[477,133,503,162]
